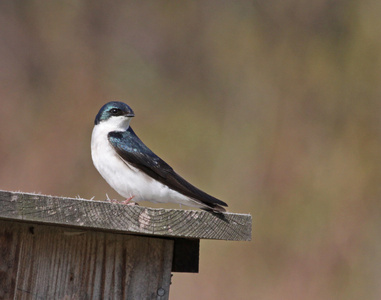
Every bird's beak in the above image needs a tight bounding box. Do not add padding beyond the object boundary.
[126,108,135,117]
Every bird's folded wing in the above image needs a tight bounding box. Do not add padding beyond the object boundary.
[107,127,227,208]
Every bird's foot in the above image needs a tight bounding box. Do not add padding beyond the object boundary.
[121,195,137,206]
[104,194,138,205]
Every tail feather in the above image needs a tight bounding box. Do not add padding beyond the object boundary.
[202,203,226,214]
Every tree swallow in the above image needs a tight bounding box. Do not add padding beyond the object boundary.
[91,101,228,213]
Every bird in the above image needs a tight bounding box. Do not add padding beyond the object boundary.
[91,101,228,213]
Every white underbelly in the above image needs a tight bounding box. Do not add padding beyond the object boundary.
[91,126,203,208]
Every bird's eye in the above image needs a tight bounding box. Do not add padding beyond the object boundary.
[110,108,120,115]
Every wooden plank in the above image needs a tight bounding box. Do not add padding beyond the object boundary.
[0,220,173,300]
[0,190,252,241]
[0,221,21,299]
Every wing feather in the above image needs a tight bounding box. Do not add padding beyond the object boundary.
[107,127,227,211]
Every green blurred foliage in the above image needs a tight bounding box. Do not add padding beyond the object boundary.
[1,1,380,299]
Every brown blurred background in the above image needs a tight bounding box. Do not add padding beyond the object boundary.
[1,1,380,299]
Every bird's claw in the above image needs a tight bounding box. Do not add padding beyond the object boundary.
[121,195,136,205]
[104,195,138,205]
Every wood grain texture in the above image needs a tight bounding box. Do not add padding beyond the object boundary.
[0,220,173,300]
[0,190,252,241]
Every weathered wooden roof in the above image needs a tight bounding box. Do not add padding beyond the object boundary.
[0,190,252,241]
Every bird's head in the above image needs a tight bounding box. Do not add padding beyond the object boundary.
[94,101,135,131]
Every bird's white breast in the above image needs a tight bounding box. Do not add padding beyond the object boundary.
[91,122,201,207]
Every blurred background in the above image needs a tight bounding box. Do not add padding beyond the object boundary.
[1,1,380,299]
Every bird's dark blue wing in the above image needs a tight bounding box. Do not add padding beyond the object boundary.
[108,127,227,212]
